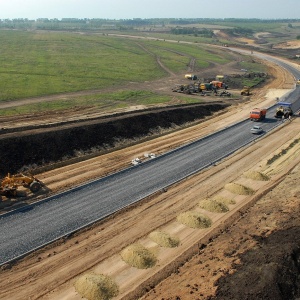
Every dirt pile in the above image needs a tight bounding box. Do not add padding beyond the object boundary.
[198,199,229,213]
[243,170,269,181]
[120,243,157,269]
[149,231,180,248]
[213,195,236,205]
[177,211,212,229]
[74,273,119,300]
[224,182,255,195]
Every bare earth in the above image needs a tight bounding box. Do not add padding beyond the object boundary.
[1,53,300,300]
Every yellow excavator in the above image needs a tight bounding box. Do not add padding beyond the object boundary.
[0,173,42,197]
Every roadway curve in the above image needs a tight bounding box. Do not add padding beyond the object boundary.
[1,55,300,266]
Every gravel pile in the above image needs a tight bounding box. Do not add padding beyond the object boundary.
[243,170,269,181]
[199,199,229,213]
[177,211,212,229]
[149,231,180,248]
[74,273,119,300]
[225,183,254,195]
[120,243,157,269]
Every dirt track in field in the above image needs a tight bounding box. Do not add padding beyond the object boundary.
[1,47,300,300]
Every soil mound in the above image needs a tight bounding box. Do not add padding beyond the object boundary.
[177,211,212,229]
[199,199,229,213]
[213,195,236,205]
[120,243,157,269]
[74,273,119,300]
[243,170,269,181]
[224,183,254,195]
[149,231,180,248]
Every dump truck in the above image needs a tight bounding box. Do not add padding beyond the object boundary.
[1,173,42,197]
[241,86,251,95]
[250,108,267,121]
[274,102,293,118]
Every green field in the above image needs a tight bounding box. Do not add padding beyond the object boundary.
[0,27,272,116]
[0,30,165,101]
[0,30,230,102]
[0,90,201,116]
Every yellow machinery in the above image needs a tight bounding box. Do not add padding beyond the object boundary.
[0,173,42,197]
[241,86,251,96]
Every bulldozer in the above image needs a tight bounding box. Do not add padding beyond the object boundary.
[0,173,42,197]
[241,86,251,96]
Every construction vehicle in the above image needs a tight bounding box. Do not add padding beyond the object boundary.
[210,81,228,89]
[241,86,251,96]
[200,83,213,91]
[1,173,42,197]
[185,74,198,80]
[274,102,293,118]
[172,84,194,94]
[250,108,267,121]
[219,90,232,97]
[215,75,224,82]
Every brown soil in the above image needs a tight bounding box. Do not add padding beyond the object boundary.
[0,49,300,300]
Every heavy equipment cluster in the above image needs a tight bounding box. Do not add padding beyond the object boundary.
[172,78,230,97]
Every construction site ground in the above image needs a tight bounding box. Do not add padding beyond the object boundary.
[1,50,300,300]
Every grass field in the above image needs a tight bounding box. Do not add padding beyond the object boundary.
[0,30,230,102]
[0,90,202,116]
[0,28,271,116]
[0,30,166,101]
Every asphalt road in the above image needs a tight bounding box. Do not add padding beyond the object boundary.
[0,56,300,266]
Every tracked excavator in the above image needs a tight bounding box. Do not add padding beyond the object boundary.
[0,172,42,197]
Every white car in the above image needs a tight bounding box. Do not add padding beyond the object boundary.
[250,125,263,134]
[131,158,141,166]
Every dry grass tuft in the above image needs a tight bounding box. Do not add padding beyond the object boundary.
[224,183,254,195]
[213,195,236,205]
[74,273,119,300]
[243,170,269,181]
[177,211,212,229]
[120,243,157,269]
[149,230,180,248]
[199,199,229,213]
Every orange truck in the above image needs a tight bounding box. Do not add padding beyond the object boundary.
[210,80,228,89]
[250,108,267,121]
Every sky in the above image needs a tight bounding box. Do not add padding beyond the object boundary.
[0,0,300,20]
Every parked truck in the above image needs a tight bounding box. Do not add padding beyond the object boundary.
[210,80,228,89]
[250,108,267,121]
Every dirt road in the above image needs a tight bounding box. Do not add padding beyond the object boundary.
[0,54,299,300]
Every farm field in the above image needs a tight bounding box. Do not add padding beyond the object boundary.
[1,25,300,300]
